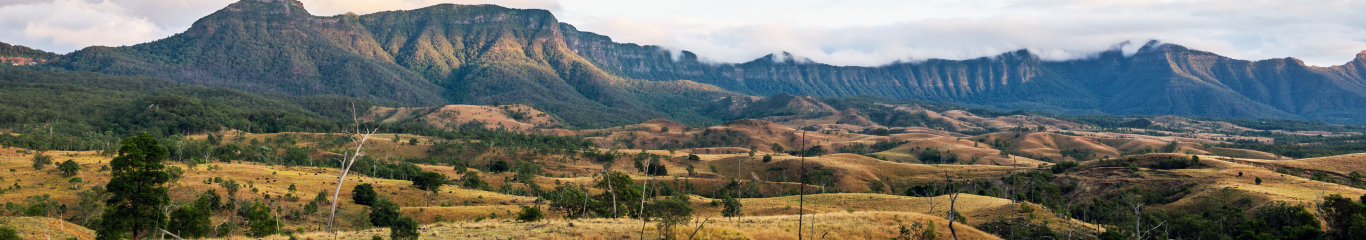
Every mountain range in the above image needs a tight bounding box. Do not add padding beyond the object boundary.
[11,0,1366,127]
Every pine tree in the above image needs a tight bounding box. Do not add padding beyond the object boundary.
[97,133,171,240]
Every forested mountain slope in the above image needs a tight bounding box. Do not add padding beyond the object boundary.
[40,0,1366,126]
[50,0,736,128]
[570,35,1366,124]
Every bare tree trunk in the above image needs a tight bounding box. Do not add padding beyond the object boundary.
[797,130,807,240]
[327,103,381,240]
[945,170,962,240]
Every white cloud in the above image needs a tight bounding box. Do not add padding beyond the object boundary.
[0,0,1363,66]
[0,0,169,53]
[558,0,1366,66]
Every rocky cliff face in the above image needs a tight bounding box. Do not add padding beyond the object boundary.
[44,1,1366,124]
[566,32,1366,123]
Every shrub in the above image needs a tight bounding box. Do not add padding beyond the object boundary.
[31,153,52,170]
[516,205,544,222]
[390,217,419,240]
[1051,161,1079,173]
[352,184,377,206]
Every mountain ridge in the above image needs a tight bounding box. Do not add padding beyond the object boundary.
[15,0,1366,125]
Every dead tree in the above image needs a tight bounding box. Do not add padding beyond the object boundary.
[944,170,963,240]
[797,130,808,240]
[1119,194,1164,240]
[327,103,381,238]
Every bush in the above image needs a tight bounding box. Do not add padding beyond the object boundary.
[762,154,772,162]
[489,161,510,173]
[352,184,377,206]
[58,160,80,175]
[1050,161,1079,173]
[516,205,544,222]
[31,153,52,170]
[390,216,419,240]
[369,198,401,227]
[411,171,446,192]
[0,225,20,240]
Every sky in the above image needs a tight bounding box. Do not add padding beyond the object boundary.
[1,0,1364,66]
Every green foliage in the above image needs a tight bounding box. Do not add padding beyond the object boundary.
[890,220,937,240]
[167,192,214,238]
[546,184,590,219]
[369,198,402,227]
[1321,194,1366,240]
[516,205,544,222]
[1050,161,1079,173]
[721,196,742,218]
[762,154,772,162]
[461,171,489,190]
[593,171,642,218]
[0,225,19,240]
[410,171,446,193]
[245,201,280,237]
[646,198,694,240]
[98,133,170,240]
[869,180,886,193]
[352,184,378,206]
[389,217,419,240]
[31,153,52,170]
[1234,202,1323,240]
[0,41,58,59]
[489,160,510,173]
[58,159,80,175]
[1256,177,1263,185]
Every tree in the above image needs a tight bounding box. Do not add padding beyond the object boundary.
[517,205,545,222]
[97,133,171,240]
[462,171,489,190]
[547,184,589,219]
[246,202,280,237]
[58,159,80,175]
[870,180,886,193]
[69,177,84,190]
[369,198,402,227]
[390,216,419,240]
[771,143,785,153]
[31,152,52,170]
[411,171,446,193]
[326,104,382,235]
[1255,177,1263,185]
[1320,194,1366,240]
[595,171,641,218]
[167,193,213,238]
[0,226,19,240]
[647,198,694,240]
[762,154,772,162]
[721,196,742,218]
[352,184,378,206]
[490,160,511,173]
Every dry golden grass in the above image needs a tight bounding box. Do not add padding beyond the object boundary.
[1066,154,1366,213]
[273,211,999,240]
[1238,153,1366,176]
[0,217,95,240]
[365,104,560,132]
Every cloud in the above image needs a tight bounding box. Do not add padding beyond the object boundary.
[1,0,1363,67]
[561,0,1366,66]
[0,0,167,53]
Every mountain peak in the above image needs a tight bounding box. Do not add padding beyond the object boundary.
[221,0,310,16]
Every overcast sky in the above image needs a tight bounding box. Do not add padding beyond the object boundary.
[1,0,1364,66]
